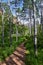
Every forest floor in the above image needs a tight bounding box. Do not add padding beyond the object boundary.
[0,42,26,65]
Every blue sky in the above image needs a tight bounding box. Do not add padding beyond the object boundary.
[2,0,23,16]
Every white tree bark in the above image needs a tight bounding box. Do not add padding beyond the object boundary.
[34,0,37,56]
[32,0,37,56]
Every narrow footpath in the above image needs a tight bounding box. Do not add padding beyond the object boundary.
[0,42,26,65]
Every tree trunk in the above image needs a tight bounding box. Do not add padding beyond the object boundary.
[16,17,18,42]
[16,23,18,42]
[29,9,32,36]
[9,17,12,47]
[8,0,12,46]
[32,0,37,56]
[41,10,43,33]
[2,11,4,46]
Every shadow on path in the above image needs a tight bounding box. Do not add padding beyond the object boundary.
[0,43,26,65]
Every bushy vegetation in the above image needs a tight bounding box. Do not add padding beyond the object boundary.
[0,13,43,65]
[0,14,27,61]
[25,30,43,65]
[0,35,26,61]
[0,25,26,61]
[0,1,43,65]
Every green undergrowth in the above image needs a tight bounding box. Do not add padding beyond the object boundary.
[0,36,26,61]
[25,33,43,65]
